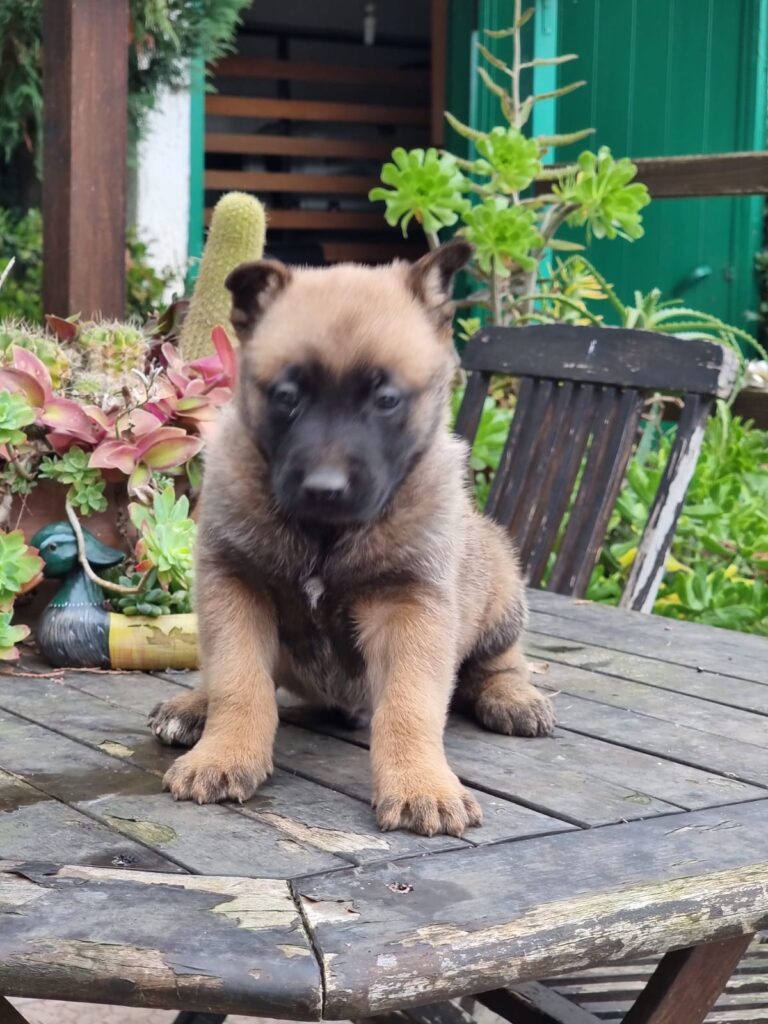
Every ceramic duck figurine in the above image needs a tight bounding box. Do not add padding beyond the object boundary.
[30,522,124,668]
[29,522,198,671]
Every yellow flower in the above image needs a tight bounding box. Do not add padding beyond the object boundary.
[617,546,637,568]
[655,593,682,607]
[665,554,691,573]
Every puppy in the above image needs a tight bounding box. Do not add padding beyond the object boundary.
[149,240,555,837]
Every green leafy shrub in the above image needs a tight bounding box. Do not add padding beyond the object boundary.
[0,0,248,168]
[0,208,42,321]
[0,208,175,321]
[589,404,768,634]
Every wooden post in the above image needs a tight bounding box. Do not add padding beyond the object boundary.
[42,0,128,319]
[430,0,448,147]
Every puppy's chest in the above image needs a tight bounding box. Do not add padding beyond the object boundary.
[270,574,366,683]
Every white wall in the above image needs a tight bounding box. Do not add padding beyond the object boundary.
[136,84,191,299]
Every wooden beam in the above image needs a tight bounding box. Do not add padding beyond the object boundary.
[321,241,427,263]
[622,934,754,1024]
[42,0,128,318]
[632,152,768,197]
[431,0,448,147]
[205,132,396,160]
[213,56,429,88]
[205,209,386,230]
[204,170,379,194]
[536,152,768,199]
[206,95,430,125]
[478,984,601,1023]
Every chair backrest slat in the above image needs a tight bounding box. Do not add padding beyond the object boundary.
[549,387,643,596]
[620,393,712,612]
[455,370,491,443]
[486,378,551,523]
[506,380,575,548]
[523,383,595,586]
[456,326,739,607]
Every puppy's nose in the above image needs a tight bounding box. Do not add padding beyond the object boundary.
[301,466,349,503]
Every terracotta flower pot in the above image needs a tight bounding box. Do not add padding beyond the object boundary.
[9,481,135,552]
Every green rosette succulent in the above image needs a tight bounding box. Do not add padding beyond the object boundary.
[369,147,470,236]
[474,126,541,194]
[0,391,35,446]
[0,530,44,610]
[554,146,651,242]
[0,612,30,661]
[461,199,543,276]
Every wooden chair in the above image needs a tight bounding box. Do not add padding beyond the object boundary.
[455,324,739,611]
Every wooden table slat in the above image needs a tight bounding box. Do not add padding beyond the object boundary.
[295,800,768,1018]
[527,592,768,683]
[526,634,768,716]
[0,863,322,1018]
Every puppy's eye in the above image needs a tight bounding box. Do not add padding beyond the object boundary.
[272,381,301,411]
[373,384,401,412]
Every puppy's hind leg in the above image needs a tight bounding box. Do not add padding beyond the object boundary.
[149,688,208,748]
[458,642,555,737]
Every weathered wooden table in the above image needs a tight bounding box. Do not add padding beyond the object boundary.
[1,591,767,1024]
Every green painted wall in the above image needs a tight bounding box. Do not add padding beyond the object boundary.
[186,56,206,290]
[554,0,767,331]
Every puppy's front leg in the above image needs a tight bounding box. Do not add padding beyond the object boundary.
[356,593,482,837]
[163,573,278,804]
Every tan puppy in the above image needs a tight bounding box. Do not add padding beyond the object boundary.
[149,241,555,837]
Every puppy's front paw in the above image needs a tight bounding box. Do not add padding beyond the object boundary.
[475,683,555,737]
[149,691,207,748]
[375,771,482,837]
[163,742,272,804]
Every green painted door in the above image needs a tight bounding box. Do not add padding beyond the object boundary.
[555,0,767,331]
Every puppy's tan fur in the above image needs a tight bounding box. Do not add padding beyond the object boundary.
[150,244,554,836]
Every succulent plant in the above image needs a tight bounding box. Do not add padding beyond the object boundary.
[554,147,651,242]
[39,447,108,516]
[0,612,30,661]
[462,199,543,276]
[474,126,542,194]
[110,567,192,617]
[0,390,35,447]
[0,530,44,610]
[180,191,266,361]
[369,148,470,237]
[130,485,196,590]
[77,320,149,380]
[0,320,71,388]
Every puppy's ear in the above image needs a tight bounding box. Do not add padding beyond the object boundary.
[407,239,473,329]
[225,260,292,342]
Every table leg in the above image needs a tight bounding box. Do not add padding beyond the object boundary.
[0,997,32,1024]
[622,933,754,1024]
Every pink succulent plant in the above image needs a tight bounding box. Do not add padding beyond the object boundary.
[0,325,237,493]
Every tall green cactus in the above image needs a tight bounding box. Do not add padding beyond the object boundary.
[180,192,267,361]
